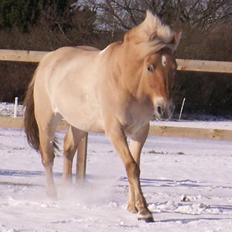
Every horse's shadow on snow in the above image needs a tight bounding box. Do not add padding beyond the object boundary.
[119,176,232,190]
[0,168,62,177]
[0,169,44,177]
[157,217,232,224]
[0,168,62,187]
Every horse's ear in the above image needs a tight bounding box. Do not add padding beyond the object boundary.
[172,31,182,50]
[144,10,155,27]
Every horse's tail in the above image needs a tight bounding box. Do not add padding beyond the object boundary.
[23,72,40,151]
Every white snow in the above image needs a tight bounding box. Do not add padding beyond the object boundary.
[0,128,232,232]
[0,103,24,117]
[151,120,232,130]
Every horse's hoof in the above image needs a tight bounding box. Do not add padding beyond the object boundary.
[138,213,154,223]
[140,216,154,223]
[47,189,57,200]
[127,204,138,214]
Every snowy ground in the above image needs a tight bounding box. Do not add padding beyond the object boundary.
[0,129,232,232]
[151,120,232,130]
[0,103,24,117]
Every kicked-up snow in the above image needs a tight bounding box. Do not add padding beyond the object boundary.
[0,128,232,231]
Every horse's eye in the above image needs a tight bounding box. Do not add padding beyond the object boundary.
[161,55,167,67]
[147,64,155,73]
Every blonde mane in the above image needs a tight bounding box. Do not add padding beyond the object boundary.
[124,10,176,50]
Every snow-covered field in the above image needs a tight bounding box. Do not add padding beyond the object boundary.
[0,128,232,232]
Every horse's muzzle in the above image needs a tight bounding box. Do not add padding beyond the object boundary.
[153,100,174,121]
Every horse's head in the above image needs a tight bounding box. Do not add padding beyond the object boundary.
[122,11,181,120]
[143,43,180,120]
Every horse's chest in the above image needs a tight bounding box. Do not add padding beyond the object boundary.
[121,104,153,135]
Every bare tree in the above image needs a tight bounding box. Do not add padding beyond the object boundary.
[83,0,232,32]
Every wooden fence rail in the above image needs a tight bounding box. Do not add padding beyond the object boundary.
[0,48,232,179]
[1,116,231,140]
[0,49,232,73]
[0,49,46,63]
[177,59,232,73]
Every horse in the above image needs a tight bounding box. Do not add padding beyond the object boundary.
[24,10,181,222]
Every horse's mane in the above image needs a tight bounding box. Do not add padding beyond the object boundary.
[124,10,175,46]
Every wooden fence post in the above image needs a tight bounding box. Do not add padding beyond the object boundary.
[76,134,88,180]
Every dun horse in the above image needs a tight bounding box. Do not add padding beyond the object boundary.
[24,11,181,222]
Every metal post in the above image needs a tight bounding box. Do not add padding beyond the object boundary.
[179,97,186,120]
[13,97,18,118]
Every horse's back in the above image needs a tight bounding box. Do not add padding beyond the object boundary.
[34,46,105,132]
[36,45,101,91]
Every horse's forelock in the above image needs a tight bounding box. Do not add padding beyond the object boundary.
[122,11,181,59]
[143,10,174,43]
[125,11,175,46]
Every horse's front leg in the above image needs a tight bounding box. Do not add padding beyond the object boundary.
[127,124,150,214]
[106,122,153,222]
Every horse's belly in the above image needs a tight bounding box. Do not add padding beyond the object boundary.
[66,113,104,133]
[54,96,104,132]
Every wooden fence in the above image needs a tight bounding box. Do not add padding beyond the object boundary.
[0,49,232,73]
[0,49,232,178]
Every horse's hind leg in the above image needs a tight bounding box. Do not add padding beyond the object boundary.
[36,110,61,198]
[63,126,86,184]
[76,134,88,181]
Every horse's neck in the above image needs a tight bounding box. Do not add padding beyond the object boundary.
[110,45,145,101]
